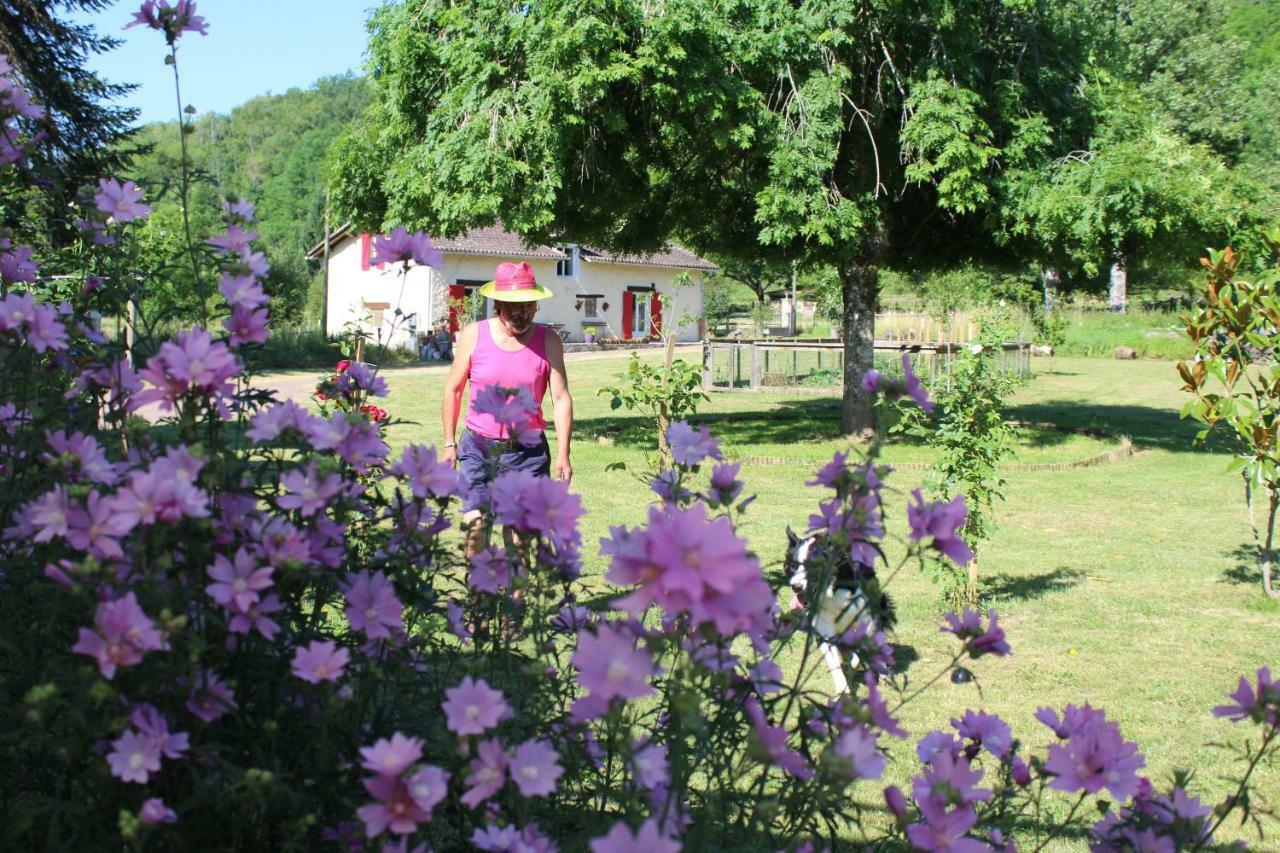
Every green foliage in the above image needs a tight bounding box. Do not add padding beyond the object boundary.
[700,277,741,336]
[600,354,709,462]
[1178,226,1280,598]
[1000,84,1242,301]
[749,301,773,335]
[896,335,1017,606]
[126,74,369,326]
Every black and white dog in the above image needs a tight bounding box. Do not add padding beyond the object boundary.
[784,526,896,694]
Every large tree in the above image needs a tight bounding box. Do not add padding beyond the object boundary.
[331,0,1099,432]
[999,86,1240,311]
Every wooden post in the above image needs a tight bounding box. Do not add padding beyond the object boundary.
[701,340,712,390]
[750,344,762,390]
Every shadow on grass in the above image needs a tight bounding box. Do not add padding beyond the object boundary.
[1222,544,1260,587]
[1004,400,1225,454]
[983,566,1085,603]
[891,643,920,676]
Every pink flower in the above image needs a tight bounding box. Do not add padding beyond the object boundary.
[1213,667,1279,726]
[833,723,885,780]
[863,673,909,739]
[224,198,255,221]
[491,470,584,549]
[631,741,669,790]
[907,490,972,565]
[906,800,984,852]
[405,764,450,816]
[951,710,1012,760]
[208,224,258,253]
[131,704,189,759]
[941,608,1010,658]
[93,178,151,223]
[125,0,209,40]
[460,738,508,808]
[911,750,991,814]
[602,502,773,636]
[570,625,656,719]
[665,420,721,466]
[0,245,37,283]
[224,304,270,346]
[368,227,443,268]
[227,592,283,639]
[132,327,240,417]
[291,640,349,684]
[205,547,273,613]
[139,797,177,824]
[745,697,813,780]
[246,399,317,443]
[107,730,162,784]
[468,547,511,594]
[589,819,680,853]
[186,670,237,722]
[277,461,345,517]
[71,592,165,679]
[443,676,510,736]
[342,570,404,641]
[360,733,425,777]
[357,773,428,838]
[388,444,460,499]
[1042,705,1146,801]
[509,739,563,797]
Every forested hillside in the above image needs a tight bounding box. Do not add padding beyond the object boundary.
[126,74,369,324]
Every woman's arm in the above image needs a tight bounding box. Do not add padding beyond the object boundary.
[545,331,573,483]
[441,322,478,467]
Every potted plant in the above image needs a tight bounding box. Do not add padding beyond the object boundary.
[583,326,598,344]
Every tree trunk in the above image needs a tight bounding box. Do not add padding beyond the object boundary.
[840,258,879,436]
[1041,267,1060,312]
[967,554,980,607]
[1109,256,1127,314]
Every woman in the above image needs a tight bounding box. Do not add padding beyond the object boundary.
[440,261,573,555]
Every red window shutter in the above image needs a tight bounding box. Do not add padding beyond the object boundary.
[649,290,662,339]
[622,291,635,340]
[360,233,372,270]
[448,285,467,337]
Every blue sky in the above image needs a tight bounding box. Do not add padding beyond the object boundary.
[68,1,378,125]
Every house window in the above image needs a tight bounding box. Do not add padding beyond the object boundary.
[581,295,601,319]
[363,301,391,332]
[556,245,579,279]
[632,293,649,336]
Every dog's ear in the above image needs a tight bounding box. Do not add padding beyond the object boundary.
[786,525,798,545]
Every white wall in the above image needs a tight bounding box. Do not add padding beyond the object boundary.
[325,239,707,348]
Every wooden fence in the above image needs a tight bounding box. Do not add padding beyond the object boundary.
[701,338,1031,391]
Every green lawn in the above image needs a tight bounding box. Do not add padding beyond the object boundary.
[280,351,1278,846]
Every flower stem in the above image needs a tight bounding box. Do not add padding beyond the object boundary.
[169,44,207,325]
[1032,791,1087,853]
[1192,720,1280,851]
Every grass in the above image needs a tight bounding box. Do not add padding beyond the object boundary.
[1055,308,1195,360]
[266,349,1278,846]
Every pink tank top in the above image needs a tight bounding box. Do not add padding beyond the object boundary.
[464,320,550,439]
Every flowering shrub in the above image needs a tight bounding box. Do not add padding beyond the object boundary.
[0,9,1277,852]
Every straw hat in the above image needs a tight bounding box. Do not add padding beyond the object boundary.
[478,261,553,302]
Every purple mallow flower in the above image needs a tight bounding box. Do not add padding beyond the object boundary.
[951,709,1012,759]
[1213,666,1278,726]
[665,420,722,467]
[71,592,166,679]
[590,818,681,853]
[368,227,443,268]
[861,354,936,412]
[571,624,656,721]
[341,570,404,641]
[291,640,349,684]
[509,739,563,797]
[360,733,424,777]
[907,489,972,565]
[941,608,1011,658]
[442,676,510,736]
[93,178,151,223]
[1040,704,1146,801]
[126,1,209,41]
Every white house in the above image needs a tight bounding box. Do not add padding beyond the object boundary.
[306,224,717,350]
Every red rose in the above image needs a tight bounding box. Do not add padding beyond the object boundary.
[336,360,351,373]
